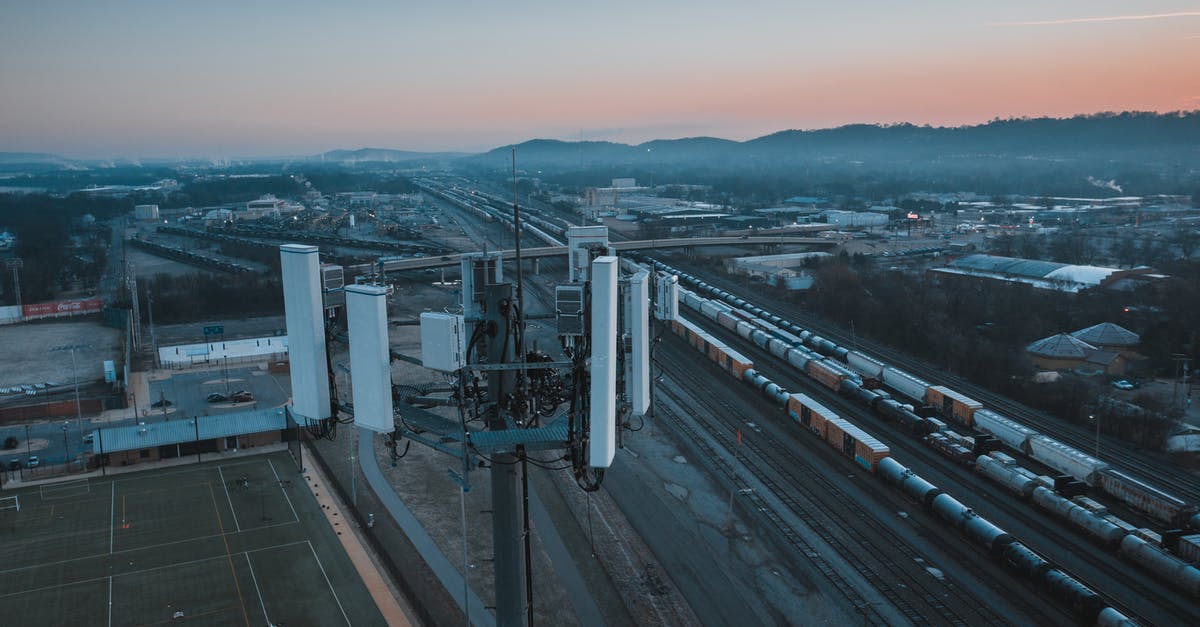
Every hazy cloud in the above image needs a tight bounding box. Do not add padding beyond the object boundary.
[991,12,1200,27]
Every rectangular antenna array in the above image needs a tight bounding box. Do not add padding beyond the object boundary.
[589,256,618,468]
[346,285,394,433]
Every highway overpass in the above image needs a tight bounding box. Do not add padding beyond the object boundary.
[378,236,836,272]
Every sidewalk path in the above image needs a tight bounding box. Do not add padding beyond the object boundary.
[303,442,415,627]
[358,428,495,627]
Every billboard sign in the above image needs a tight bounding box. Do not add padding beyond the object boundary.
[21,298,104,320]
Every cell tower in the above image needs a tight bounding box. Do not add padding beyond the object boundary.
[276,172,677,623]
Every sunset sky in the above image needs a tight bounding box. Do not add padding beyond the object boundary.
[1,1,1197,158]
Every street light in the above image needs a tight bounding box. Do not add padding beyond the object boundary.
[52,344,91,438]
[61,423,69,472]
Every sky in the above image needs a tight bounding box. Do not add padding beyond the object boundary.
[0,1,1197,158]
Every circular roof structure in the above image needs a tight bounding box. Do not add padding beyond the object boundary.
[1027,333,1097,359]
[1071,322,1139,347]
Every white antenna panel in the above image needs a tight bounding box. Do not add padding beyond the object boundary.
[626,270,650,416]
[280,244,331,421]
[654,271,679,321]
[589,256,618,468]
[346,285,394,433]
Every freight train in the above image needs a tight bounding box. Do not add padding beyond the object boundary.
[663,311,1134,625]
[645,256,1200,533]
[651,258,1200,609]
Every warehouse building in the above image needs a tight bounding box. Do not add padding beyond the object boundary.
[929,254,1160,293]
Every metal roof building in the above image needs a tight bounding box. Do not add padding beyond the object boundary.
[93,409,289,454]
[1027,334,1098,360]
[1071,322,1140,348]
[930,254,1140,293]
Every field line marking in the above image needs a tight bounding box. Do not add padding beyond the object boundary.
[0,541,314,599]
[0,521,303,577]
[216,465,242,532]
[306,540,351,626]
[108,482,115,554]
[206,482,252,627]
[244,553,271,626]
[112,459,263,486]
[268,458,299,523]
[107,575,113,627]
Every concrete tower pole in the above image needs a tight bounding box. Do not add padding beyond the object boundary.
[483,282,527,626]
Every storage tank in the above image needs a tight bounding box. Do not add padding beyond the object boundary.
[1031,487,1125,546]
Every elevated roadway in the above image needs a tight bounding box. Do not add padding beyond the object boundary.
[379,236,834,272]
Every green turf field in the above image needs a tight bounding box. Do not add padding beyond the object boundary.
[0,452,385,626]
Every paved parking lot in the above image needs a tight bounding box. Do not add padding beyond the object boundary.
[146,367,289,420]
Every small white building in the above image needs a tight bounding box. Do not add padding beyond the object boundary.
[134,204,160,221]
[243,195,285,219]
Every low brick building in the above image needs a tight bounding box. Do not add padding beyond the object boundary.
[92,409,289,467]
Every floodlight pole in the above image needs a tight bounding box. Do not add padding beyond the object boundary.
[70,347,82,435]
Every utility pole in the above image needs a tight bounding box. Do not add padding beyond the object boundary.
[5,258,22,307]
[128,271,142,351]
[146,283,159,368]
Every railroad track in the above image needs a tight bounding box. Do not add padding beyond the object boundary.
[656,344,1009,626]
[685,312,1200,625]
[665,258,1200,506]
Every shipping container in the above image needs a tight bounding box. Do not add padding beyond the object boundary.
[973,409,1036,454]
[825,417,889,473]
[1177,535,1200,565]
[926,385,983,426]
[787,393,835,437]
[723,347,754,380]
[806,359,848,391]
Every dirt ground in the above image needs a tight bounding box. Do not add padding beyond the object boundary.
[0,320,123,389]
[125,247,202,279]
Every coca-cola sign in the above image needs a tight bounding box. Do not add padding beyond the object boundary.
[22,298,103,319]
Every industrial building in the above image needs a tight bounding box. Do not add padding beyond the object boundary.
[724,252,830,290]
[929,254,1160,293]
[822,210,889,228]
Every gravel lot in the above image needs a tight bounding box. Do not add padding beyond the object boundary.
[0,320,123,388]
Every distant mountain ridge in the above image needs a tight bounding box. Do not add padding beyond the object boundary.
[461,111,1200,170]
[315,147,468,163]
[3,111,1196,173]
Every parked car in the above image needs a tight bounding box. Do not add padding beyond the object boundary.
[26,455,39,468]
[7,458,19,470]
[206,393,229,403]
[231,391,255,403]
[82,433,94,445]
[1111,380,1135,391]
[151,398,173,408]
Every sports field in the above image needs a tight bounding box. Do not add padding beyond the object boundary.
[0,452,386,626]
